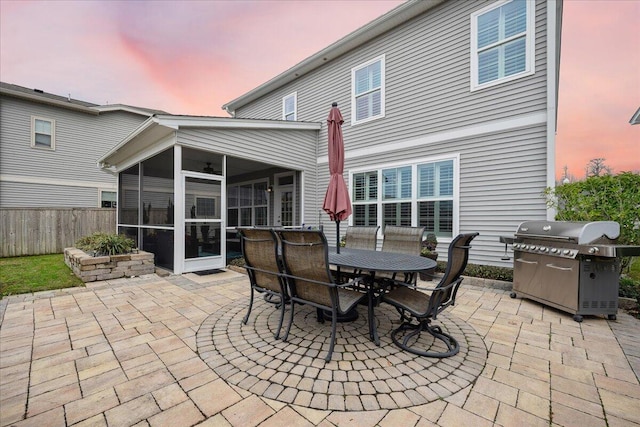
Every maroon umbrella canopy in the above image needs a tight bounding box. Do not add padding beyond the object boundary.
[323,104,352,249]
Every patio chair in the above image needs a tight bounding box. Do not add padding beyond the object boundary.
[238,228,288,340]
[277,229,366,362]
[344,226,379,250]
[378,225,426,284]
[381,232,479,358]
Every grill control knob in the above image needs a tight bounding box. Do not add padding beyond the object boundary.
[531,246,537,250]
[551,248,558,253]
[563,249,570,255]
[589,247,599,254]
[539,246,546,252]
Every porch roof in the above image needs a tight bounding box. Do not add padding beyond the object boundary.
[97,114,322,172]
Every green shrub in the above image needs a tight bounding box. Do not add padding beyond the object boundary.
[619,276,640,302]
[75,232,136,256]
[229,257,246,267]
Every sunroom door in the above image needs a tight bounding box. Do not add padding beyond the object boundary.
[183,175,225,272]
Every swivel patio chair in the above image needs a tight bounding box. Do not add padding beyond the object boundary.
[344,225,379,250]
[332,226,380,284]
[378,225,426,284]
[277,229,366,362]
[238,228,288,340]
[381,232,479,358]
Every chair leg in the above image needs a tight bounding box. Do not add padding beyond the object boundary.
[282,301,295,342]
[326,308,337,362]
[390,320,460,358]
[243,288,254,325]
[274,296,286,340]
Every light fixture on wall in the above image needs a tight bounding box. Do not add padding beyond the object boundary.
[267,185,273,193]
[203,162,214,174]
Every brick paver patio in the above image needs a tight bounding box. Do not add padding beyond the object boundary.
[1,270,638,426]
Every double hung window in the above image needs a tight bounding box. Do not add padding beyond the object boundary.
[31,116,55,149]
[471,0,534,90]
[283,93,296,121]
[351,55,385,125]
[351,158,456,237]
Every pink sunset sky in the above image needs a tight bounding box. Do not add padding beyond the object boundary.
[1,0,638,180]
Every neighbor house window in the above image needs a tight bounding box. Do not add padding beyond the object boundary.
[101,191,117,208]
[227,180,269,227]
[351,157,457,238]
[31,116,55,149]
[351,55,385,125]
[471,0,534,90]
[283,93,297,121]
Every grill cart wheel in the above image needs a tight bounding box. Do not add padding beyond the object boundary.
[572,314,583,322]
[608,314,616,321]
[509,292,517,298]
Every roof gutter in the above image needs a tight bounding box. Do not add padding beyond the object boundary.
[221,0,445,113]
[1,86,99,115]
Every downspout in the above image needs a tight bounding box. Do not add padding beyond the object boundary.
[316,124,321,228]
[546,0,560,221]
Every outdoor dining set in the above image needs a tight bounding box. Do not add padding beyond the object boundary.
[237,225,478,362]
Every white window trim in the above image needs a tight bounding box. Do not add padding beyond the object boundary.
[470,0,535,91]
[351,54,386,126]
[227,178,270,227]
[31,116,56,150]
[282,92,297,121]
[100,189,117,208]
[348,154,460,239]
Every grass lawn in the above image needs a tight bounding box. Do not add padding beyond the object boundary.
[0,254,84,298]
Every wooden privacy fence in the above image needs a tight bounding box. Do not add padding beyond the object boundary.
[0,208,116,258]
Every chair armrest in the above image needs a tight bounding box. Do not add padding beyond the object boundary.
[388,277,463,293]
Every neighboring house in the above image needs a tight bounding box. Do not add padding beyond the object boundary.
[99,0,563,274]
[0,82,163,208]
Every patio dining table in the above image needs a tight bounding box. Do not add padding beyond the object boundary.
[328,247,436,345]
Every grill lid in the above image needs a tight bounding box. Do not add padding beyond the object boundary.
[515,221,620,244]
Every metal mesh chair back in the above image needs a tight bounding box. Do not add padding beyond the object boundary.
[238,228,281,293]
[278,230,334,307]
[344,226,379,250]
[381,225,425,255]
[429,232,479,313]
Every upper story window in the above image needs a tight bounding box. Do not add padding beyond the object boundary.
[283,92,297,121]
[31,116,55,150]
[471,0,534,90]
[351,55,385,125]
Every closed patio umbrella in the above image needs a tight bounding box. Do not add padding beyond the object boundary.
[322,102,352,253]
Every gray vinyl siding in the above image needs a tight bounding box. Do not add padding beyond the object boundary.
[176,128,320,226]
[232,0,552,267]
[0,181,99,208]
[0,95,148,207]
[235,0,549,154]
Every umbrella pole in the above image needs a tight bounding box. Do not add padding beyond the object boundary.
[336,220,340,254]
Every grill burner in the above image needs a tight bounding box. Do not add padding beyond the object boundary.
[508,221,640,322]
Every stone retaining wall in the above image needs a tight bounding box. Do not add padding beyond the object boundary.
[64,248,155,282]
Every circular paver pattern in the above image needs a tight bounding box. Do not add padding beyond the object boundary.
[196,297,487,411]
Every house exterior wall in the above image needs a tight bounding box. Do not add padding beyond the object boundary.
[0,95,148,207]
[231,0,555,266]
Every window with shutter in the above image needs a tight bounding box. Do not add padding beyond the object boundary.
[471,0,534,90]
[351,55,385,125]
[351,158,457,238]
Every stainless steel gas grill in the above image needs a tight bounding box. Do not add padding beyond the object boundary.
[509,220,640,322]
